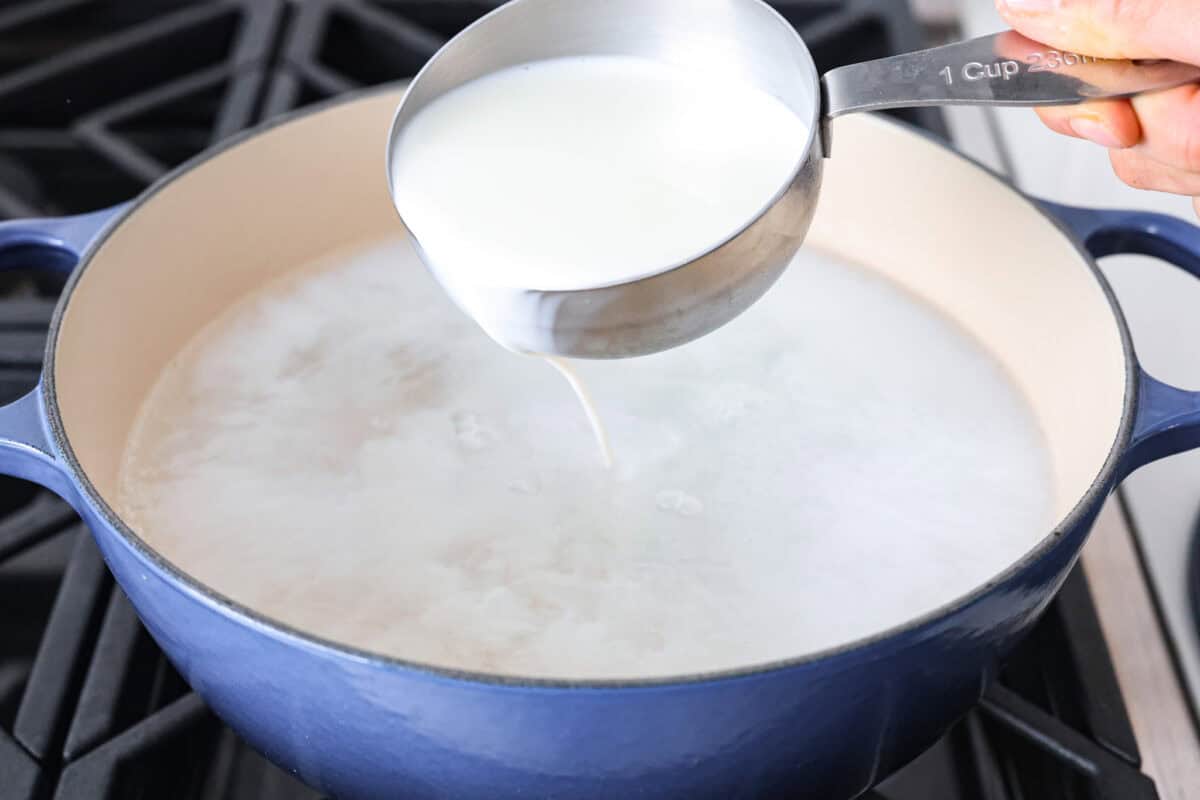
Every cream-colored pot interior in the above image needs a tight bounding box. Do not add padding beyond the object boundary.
[53,90,1128,546]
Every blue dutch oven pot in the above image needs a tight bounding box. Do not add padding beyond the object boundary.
[0,90,1197,800]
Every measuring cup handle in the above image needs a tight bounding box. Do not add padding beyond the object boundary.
[822,30,1200,119]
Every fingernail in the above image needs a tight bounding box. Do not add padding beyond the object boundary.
[1000,0,1059,11]
[1070,118,1125,149]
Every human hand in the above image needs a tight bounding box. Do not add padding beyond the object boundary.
[996,0,1200,216]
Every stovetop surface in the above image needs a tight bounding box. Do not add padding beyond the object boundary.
[0,2,1161,798]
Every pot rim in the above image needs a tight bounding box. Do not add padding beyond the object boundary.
[41,83,1139,690]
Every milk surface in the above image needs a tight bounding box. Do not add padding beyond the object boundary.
[390,55,809,292]
[117,237,1053,680]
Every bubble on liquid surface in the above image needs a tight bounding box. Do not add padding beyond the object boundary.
[452,411,499,452]
[699,386,751,425]
[508,476,542,496]
[656,489,704,517]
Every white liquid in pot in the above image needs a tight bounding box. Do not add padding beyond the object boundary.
[117,237,1053,681]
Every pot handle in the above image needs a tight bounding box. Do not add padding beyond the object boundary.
[0,205,127,272]
[1043,201,1200,476]
[0,205,128,500]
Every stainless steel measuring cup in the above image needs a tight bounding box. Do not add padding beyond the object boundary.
[387,0,1200,359]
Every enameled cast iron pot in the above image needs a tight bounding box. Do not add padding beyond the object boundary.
[1,89,1199,800]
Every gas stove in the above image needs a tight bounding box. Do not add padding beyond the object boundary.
[0,2,1178,798]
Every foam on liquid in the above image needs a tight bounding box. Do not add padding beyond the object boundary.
[117,237,1054,681]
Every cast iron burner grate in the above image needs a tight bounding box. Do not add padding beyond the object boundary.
[0,2,1157,798]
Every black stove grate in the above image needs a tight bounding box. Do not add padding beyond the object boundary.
[869,571,1156,800]
[0,2,1156,798]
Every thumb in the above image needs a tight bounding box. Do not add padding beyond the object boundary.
[996,0,1200,66]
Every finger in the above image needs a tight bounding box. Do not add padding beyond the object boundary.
[1194,196,1200,219]
[1034,99,1141,148]
[1128,84,1200,173]
[1109,149,1200,196]
[996,0,1200,65]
